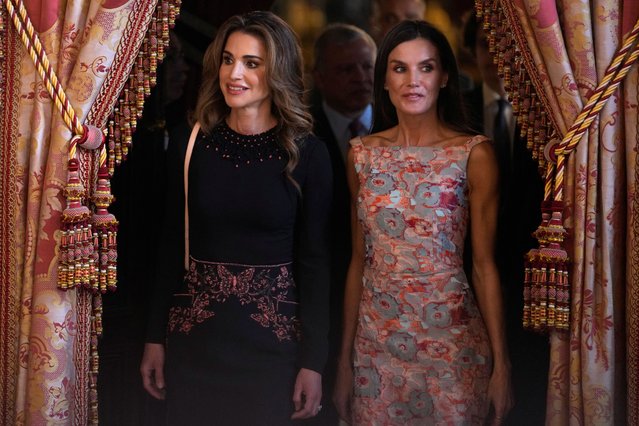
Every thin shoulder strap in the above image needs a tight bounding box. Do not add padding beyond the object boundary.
[183,122,200,270]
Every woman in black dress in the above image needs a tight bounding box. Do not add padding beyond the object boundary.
[140,11,332,425]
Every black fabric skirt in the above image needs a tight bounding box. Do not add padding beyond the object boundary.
[165,258,301,425]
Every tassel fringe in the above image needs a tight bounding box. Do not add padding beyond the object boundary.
[58,159,93,289]
[92,167,118,293]
[476,1,571,333]
[523,206,570,332]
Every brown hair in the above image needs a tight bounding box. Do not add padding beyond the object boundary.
[194,11,312,183]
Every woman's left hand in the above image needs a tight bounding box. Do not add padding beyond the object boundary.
[488,365,514,425]
[291,368,323,420]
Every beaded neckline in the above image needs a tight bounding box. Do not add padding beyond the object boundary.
[204,121,284,167]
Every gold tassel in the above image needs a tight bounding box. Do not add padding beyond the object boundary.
[91,167,118,293]
[58,159,93,289]
[524,204,570,332]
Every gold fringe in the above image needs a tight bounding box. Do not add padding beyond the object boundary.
[524,206,570,331]
[106,0,181,174]
[59,159,93,290]
[91,167,118,293]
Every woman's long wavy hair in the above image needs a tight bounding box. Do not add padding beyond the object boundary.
[194,11,312,184]
[372,20,473,134]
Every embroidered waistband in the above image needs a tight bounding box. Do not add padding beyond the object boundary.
[189,255,292,269]
[169,257,300,341]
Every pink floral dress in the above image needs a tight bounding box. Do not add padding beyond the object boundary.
[350,136,492,425]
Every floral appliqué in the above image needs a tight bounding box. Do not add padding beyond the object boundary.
[168,260,300,341]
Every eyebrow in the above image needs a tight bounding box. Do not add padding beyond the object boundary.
[222,50,264,61]
[389,58,436,65]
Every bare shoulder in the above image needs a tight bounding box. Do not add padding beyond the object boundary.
[467,137,498,186]
[468,136,497,162]
[360,128,398,147]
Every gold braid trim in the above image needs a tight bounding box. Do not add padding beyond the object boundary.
[628,64,639,426]
[0,4,22,423]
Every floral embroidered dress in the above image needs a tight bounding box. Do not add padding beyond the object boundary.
[146,123,332,425]
[350,136,492,425]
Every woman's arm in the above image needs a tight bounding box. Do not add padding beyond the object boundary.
[333,147,365,423]
[291,137,333,420]
[295,137,333,373]
[467,141,513,423]
[141,125,190,399]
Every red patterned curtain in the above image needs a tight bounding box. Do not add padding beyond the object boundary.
[0,0,180,424]
[477,0,639,424]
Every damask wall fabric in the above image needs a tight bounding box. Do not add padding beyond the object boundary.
[478,0,639,424]
[0,0,171,424]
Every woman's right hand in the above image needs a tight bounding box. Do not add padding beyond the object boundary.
[140,342,167,400]
[333,360,354,424]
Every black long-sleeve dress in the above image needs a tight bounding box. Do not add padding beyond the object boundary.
[146,122,333,425]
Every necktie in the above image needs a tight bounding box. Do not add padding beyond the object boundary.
[349,118,366,138]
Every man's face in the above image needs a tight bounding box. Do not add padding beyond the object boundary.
[373,0,426,42]
[314,38,375,116]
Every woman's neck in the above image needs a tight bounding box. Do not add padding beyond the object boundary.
[226,108,277,135]
[394,112,454,147]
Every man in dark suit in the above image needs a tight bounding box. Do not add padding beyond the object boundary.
[310,23,376,425]
[463,12,547,426]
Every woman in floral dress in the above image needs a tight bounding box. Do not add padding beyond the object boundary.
[334,20,513,425]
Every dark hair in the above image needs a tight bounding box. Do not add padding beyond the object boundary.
[372,20,472,134]
[194,11,311,182]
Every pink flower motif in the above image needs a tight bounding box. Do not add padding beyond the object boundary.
[438,191,458,209]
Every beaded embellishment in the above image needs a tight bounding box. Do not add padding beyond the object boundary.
[205,122,284,167]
